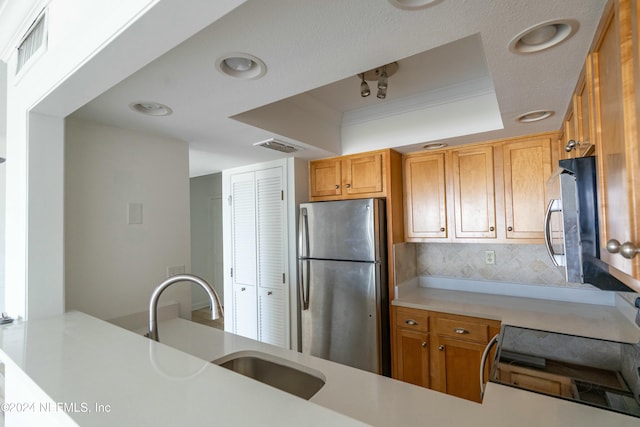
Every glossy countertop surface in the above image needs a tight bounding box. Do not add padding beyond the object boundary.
[0,278,638,426]
[0,312,363,427]
[393,277,640,343]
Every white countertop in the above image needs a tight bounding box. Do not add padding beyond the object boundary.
[0,279,638,426]
[144,315,639,426]
[394,277,640,342]
[0,312,363,427]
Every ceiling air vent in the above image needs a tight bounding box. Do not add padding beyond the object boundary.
[253,138,302,153]
[16,10,47,75]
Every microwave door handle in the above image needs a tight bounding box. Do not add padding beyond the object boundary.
[480,334,499,399]
[544,199,562,267]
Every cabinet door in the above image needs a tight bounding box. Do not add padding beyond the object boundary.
[452,146,496,238]
[593,0,640,278]
[562,101,578,159]
[395,329,429,387]
[233,284,257,340]
[258,287,287,348]
[404,153,448,238]
[433,336,486,403]
[502,137,552,240]
[343,152,384,196]
[576,55,595,157]
[256,168,285,291]
[310,159,342,198]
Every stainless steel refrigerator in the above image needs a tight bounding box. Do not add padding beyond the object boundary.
[298,198,390,376]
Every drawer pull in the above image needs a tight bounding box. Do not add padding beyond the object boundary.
[438,345,445,351]
[454,328,469,334]
[405,319,418,326]
[421,342,427,348]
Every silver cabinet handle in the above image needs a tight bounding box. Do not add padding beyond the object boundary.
[438,345,444,351]
[267,291,273,295]
[421,342,427,348]
[241,287,246,291]
[489,226,495,231]
[454,328,469,334]
[507,226,513,232]
[405,319,418,326]
[621,242,640,259]
[346,183,351,188]
[565,139,579,152]
[607,239,621,253]
[480,334,499,400]
[440,227,445,232]
[335,184,340,189]
[606,239,640,259]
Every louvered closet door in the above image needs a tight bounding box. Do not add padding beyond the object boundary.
[230,172,257,338]
[258,288,285,347]
[255,167,288,347]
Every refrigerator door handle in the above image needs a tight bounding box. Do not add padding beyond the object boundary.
[298,208,310,310]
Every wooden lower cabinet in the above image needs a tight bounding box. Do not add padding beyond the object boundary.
[393,307,501,403]
[395,329,430,387]
[431,335,490,403]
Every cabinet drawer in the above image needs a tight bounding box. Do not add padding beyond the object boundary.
[395,307,429,332]
[435,317,489,343]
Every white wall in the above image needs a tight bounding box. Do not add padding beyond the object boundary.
[190,173,223,308]
[65,118,191,321]
[0,61,6,312]
[2,0,246,319]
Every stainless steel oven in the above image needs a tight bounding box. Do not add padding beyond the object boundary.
[489,325,640,418]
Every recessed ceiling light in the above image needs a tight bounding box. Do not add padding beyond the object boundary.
[388,0,441,10]
[129,102,172,116]
[516,110,554,123]
[509,20,578,54]
[216,53,266,79]
[423,142,447,150]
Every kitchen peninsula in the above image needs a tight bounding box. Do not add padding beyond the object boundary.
[0,305,637,426]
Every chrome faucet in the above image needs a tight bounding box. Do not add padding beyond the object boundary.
[148,274,223,341]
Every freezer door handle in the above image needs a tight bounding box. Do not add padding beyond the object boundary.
[298,208,310,310]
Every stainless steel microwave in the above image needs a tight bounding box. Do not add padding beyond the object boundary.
[545,156,629,291]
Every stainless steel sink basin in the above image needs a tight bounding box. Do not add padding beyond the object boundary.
[213,351,325,400]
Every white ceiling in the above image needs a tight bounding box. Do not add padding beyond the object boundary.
[69,0,606,177]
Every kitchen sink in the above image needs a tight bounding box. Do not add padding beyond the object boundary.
[213,351,325,400]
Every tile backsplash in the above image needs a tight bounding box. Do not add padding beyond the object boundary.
[395,242,589,288]
[417,243,577,286]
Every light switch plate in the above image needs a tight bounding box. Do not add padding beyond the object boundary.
[167,265,185,278]
[127,202,143,224]
[484,250,495,265]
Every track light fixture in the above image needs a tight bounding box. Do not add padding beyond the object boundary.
[359,73,370,97]
[357,62,398,99]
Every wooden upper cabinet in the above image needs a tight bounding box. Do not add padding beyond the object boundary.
[592,0,640,280]
[502,136,553,240]
[343,152,384,196]
[562,100,578,159]
[404,152,448,239]
[309,158,342,198]
[576,55,596,157]
[309,150,388,200]
[452,146,496,239]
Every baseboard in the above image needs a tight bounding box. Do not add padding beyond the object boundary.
[191,300,211,311]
